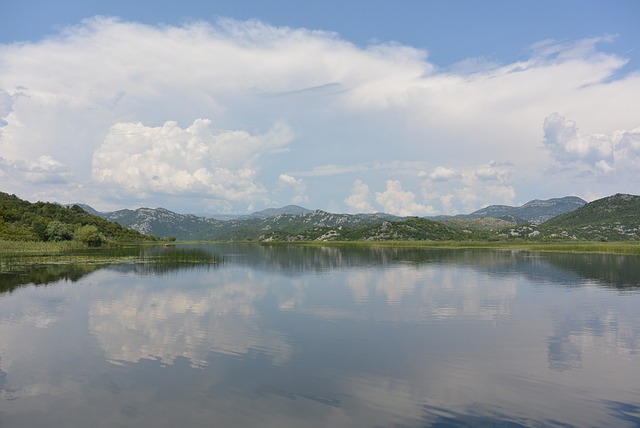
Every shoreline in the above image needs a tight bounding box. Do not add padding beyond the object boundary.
[2,239,640,259]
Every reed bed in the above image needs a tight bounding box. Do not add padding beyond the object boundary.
[0,241,220,273]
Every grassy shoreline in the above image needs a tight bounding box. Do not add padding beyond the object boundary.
[3,239,640,258]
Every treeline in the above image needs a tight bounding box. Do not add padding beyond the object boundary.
[0,192,156,245]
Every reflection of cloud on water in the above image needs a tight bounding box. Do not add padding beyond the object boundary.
[341,374,424,426]
[346,271,371,304]
[375,266,422,306]
[548,307,640,372]
[0,285,71,381]
[89,280,291,367]
[341,265,517,323]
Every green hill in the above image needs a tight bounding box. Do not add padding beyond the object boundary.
[539,194,640,241]
[260,217,469,242]
[0,192,156,245]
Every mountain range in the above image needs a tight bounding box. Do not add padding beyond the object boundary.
[3,191,639,243]
[463,196,587,223]
[86,196,588,241]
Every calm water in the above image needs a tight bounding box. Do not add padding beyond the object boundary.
[1,245,639,427]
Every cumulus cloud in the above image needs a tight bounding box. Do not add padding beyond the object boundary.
[544,113,640,174]
[92,119,292,201]
[278,173,304,188]
[543,112,614,168]
[375,180,435,216]
[426,166,460,182]
[613,128,640,168]
[418,162,515,214]
[345,179,375,213]
[474,161,511,182]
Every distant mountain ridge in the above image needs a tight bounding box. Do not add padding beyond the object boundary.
[93,206,400,241]
[250,205,312,218]
[463,196,587,224]
[21,192,640,242]
[200,205,311,220]
[81,195,589,241]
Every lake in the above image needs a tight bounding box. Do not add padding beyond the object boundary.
[1,244,639,427]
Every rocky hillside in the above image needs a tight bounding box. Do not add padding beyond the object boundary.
[260,217,466,242]
[101,208,224,240]
[83,193,639,242]
[440,217,517,231]
[214,210,401,241]
[97,206,400,241]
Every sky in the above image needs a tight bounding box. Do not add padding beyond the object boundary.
[1,1,639,216]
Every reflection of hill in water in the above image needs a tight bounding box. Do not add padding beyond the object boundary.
[542,253,640,289]
[0,264,104,294]
[210,244,640,289]
[0,247,221,293]
[209,244,503,272]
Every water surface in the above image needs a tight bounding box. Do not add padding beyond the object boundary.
[1,245,639,427]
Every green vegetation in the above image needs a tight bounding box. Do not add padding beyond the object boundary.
[0,244,220,276]
[539,193,640,241]
[257,193,640,246]
[0,191,157,246]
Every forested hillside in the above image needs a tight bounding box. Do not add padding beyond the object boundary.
[0,192,156,245]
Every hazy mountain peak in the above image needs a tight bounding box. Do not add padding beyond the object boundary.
[468,196,587,224]
[250,205,312,218]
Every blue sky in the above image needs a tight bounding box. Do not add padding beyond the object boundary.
[1,1,639,215]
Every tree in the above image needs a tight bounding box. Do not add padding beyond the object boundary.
[45,221,74,241]
[74,225,106,247]
[32,219,48,241]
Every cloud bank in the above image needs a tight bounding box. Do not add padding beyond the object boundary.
[0,17,638,214]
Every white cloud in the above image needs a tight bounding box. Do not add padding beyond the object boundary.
[427,166,460,182]
[92,119,292,201]
[345,179,375,213]
[544,112,640,175]
[375,180,435,216]
[473,161,511,182]
[614,128,640,168]
[278,173,303,188]
[0,155,71,185]
[0,89,12,125]
[543,112,613,166]
[417,162,515,214]
[290,161,430,177]
[278,173,308,204]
